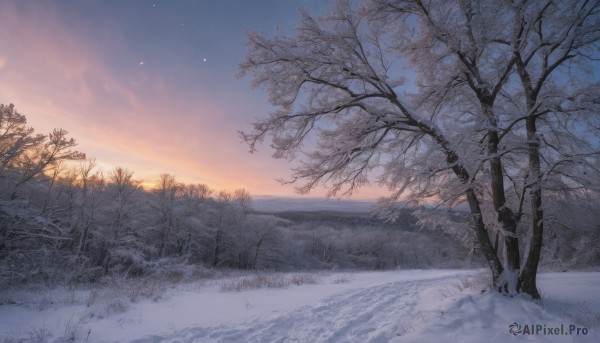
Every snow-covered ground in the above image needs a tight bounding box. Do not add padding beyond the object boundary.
[1,270,598,342]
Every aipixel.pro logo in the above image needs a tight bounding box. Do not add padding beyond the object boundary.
[509,322,589,336]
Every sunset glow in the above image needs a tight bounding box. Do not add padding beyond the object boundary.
[0,0,387,199]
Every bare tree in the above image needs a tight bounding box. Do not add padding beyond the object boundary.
[239,0,600,298]
[154,173,181,258]
[11,128,85,197]
[0,104,45,196]
[107,167,141,234]
[172,183,212,260]
[180,183,212,216]
[240,0,501,287]
[246,215,285,269]
[233,188,253,213]
[508,0,600,298]
[40,160,68,214]
[71,160,105,257]
[101,167,142,273]
[230,213,281,269]
[208,190,233,266]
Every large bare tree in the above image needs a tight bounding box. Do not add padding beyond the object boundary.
[239,0,600,298]
[508,0,600,298]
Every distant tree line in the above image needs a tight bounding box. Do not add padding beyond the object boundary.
[0,104,597,290]
[0,103,467,288]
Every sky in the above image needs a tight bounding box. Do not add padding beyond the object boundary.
[0,0,389,199]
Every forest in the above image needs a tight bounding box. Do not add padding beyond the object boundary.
[1,103,598,292]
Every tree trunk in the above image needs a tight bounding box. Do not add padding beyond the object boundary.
[441,139,504,285]
[252,234,266,269]
[41,174,58,214]
[465,188,504,283]
[213,229,221,267]
[519,117,543,299]
[77,210,94,256]
[514,55,543,299]
[159,228,167,258]
[482,103,521,276]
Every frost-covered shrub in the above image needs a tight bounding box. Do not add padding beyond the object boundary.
[126,279,167,303]
[290,273,318,286]
[220,273,319,292]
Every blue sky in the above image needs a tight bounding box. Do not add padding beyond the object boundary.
[0,0,396,198]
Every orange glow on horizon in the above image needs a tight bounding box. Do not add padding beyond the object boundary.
[0,1,389,200]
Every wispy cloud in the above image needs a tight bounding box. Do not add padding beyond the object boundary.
[0,1,385,199]
[0,1,293,194]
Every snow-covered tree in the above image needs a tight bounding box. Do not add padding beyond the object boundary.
[239,0,600,298]
[234,214,285,269]
[173,183,212,261]
[0,104,44,191]
[153,173,181,258]
[0,104,84,199]
[207,190,233,266]
[69,160,102,254]
[507,0,600,297]
[100,167,143,273]
[205,189,252,267]
[11,128,85,198]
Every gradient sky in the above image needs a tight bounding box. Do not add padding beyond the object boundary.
[0,0,391,199]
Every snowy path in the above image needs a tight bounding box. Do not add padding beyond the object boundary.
[135,274,459,343]
[1,270,598,342]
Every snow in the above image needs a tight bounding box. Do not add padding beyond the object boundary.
[497,268,519,294]
[252,196,375,212]
[0,270,598,342]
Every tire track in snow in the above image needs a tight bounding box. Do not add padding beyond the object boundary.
[134,274,460,343]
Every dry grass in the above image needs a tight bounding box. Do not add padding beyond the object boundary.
[220,273,319,292]
[126,279,168,303]
[567,303,600,329]
[290,273,318,286]
[333,275,350,284]
[63,312,88,342]
[454,272,490,293]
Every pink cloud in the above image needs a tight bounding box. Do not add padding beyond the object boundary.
[0,1,292,195]
[0,1,386,199]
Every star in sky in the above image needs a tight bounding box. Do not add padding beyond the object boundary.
[0,0,348,198]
